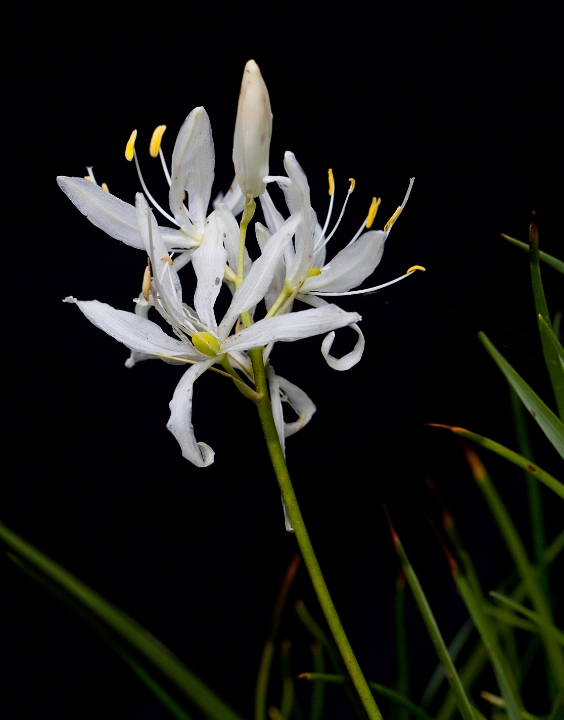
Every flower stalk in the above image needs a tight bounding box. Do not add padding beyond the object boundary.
[248,345,383,720]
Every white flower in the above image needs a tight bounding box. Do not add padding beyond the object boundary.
[233,60,273,199]
[65,195,360,467]
[258,153,422,368]
[57,107,245,271]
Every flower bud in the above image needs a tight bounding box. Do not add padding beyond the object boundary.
[233,60,272,199]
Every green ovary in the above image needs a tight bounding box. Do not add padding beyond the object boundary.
[192,332,221,357]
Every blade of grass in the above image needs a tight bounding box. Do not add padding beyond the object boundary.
[489,592,564,646]
[478,332,564,458]
[539,315,564,370]
[255,554,301,720]
[428,424,564,499]
[529,215,564,419]
[385,512,478,720]
[0,521,244,720]
[280,640,295,720]
[310,643,326,720]
[510,388,548,597]
[480,691,542,720]
[395,570,410,720]
[462,446,564,697]
[298,674,434,720]
[483,604,540,635]
[501,234,564,275]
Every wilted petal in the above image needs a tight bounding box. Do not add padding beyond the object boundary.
[192,212,227,333]
[167,360,215,467]
[66,298,194,358]
[219,213,301,338]
[57,177,196,250]
[223,304,361,353]
[276,375,316,437]
[169,107,214,233]
[302,230,387,294]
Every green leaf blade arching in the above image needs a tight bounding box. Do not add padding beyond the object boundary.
[478,332,564,459]
[0,521,244,720]
[501,233,564,275]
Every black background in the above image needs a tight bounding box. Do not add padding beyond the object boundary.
[2,8,563,719]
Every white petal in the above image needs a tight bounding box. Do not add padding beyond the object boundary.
[136,195,187,331]
[223,304,361,353]
[220,177,245,216]
[255,222,285,311]
[302,230,387,293]
[57,177,196,250]
[267,366,285,456]
[218,213,301,338]
[281,153,317,285]
[169,107,214,233]
[321,323,365,370]
[276,375,317,437]
[68,299,194,358]
[167,360,215,467]
[216,202,250,274]
[259,189,286,233]
[312,223,327,268]
[192,211,227,333]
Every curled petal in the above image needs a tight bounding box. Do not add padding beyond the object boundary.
[276,375,316,437]
[321,323,365,371]
[167,360,215,467]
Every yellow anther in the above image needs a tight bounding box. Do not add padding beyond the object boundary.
[307,267,322,277]
[101,183,110,193]
[142,263,151,301]
[384,205,402,232]
[328,168,334,196]
[192,332,221,357]
[366,197,381,229]
[160,255,173,265]
[407,265,426,273]
[125,129,138,161]
[149,125,167,158]
[84,175,94,182]
[348,178,356,193]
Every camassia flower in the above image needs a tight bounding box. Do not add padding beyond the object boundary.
[65,195,361,467]
[257,152,423,369]
[57,106,245,271]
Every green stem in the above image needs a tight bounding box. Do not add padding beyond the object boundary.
[248,346,383,720]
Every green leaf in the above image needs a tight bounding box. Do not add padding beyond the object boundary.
[428,424,564,499]
[0,521,244,720]
[501,234,564,275]
[490,592,564,647]
[529,217,564,419]
[478,332,564,459]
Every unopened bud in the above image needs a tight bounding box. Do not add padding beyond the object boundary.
[232,60,272,199]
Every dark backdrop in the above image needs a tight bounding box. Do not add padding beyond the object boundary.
[2,8,562,719]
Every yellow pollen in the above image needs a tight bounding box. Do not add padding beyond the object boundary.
[101,183,110,193]
[328,168,334,196]
[307,267,322,277]
[366,197,381,229]
[192,332,221,357]
[407,265,426,273]
[149,125,167,158]
[160,255,173,265]
[142,263,151,301]
[384,206,402,232]
[125,129,138,161]
[348,178,356,193]
[84,175,94,182]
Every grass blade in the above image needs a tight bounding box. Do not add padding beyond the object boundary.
[280,640,295,720]
[501,233,564,275]
[529,215,564,419]
[385,512,478,720]
[395,570,410,720]
[478,332,564,458]
[298,674,435,720]
[490,592,564,646]
[480,692,542,720]
[421,618,474,708]
[428,424,564,498]
[310,642,326,720]
[0,521,244,720]
[255,554,301,720]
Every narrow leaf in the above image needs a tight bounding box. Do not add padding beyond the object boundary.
[428,424,564,499]
[501,233,564,275]
[0,522,244,720]
[478,332,564,458]
[490,592,564,646]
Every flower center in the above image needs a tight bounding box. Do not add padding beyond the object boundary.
[192,332,221,357]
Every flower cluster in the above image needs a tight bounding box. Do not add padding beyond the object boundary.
[58,60,421,473]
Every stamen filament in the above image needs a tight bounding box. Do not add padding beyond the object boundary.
[133,152,179,226]
[316,169,336,248]
[264,285,292,319]
[316,177,356,252]
[158,147,172,185]
[384,178,415,232]
[311,265,425,296]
